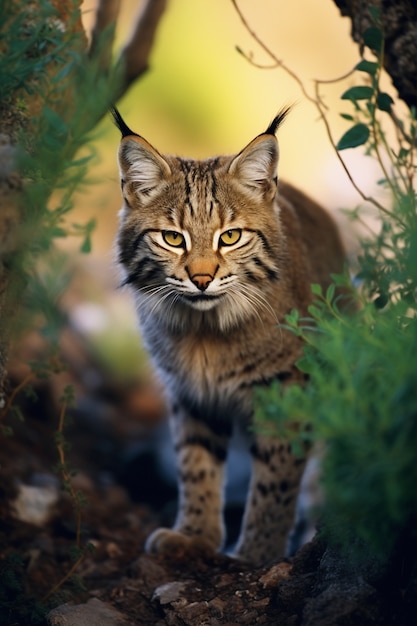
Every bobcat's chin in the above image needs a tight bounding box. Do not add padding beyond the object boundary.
[181,293,225,311]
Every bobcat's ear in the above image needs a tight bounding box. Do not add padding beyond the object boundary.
[228,134,279,201]
[118,135,171,200]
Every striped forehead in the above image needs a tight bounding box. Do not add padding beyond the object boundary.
[176,157,225,222]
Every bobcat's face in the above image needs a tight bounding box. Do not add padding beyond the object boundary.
[116,118,286,330]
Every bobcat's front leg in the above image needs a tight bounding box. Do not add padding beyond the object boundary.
[233,434,306,567]
[145,408,230,557]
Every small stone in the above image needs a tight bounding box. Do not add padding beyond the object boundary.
[180,601,209,621]
[259,561,293,588]
[47,598,130,626]
[152,581,189,606]
[106,541,122,558]
[208,596,226,617]
[130,554,167,588]
[12,483,59,526]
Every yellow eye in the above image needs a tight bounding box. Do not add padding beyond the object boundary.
[219,229,241,246]
[162,230,185,248]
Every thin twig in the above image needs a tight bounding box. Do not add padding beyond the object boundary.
[231,0,312,103]
[56,399,83,547]
[0,371,35,423]
[230,0,402,222]
[41,553,85,604]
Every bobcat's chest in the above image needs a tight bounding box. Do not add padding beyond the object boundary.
[175,335,231,393]
[155,322,293,423]
[157,333,251,421]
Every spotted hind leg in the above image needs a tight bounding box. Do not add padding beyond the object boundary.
[233,434,306,566]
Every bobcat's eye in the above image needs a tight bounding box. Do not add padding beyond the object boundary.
[219,229,242,246]
[162,230,185,248]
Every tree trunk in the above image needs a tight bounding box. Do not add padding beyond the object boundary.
[0,0,167,408]
[332,0,417,110]
[0,0,86,406]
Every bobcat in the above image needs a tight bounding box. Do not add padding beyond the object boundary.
[112,107,346,566]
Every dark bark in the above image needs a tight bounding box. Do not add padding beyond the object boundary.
[333,0,417,110]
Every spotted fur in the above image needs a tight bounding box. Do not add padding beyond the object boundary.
[113,108,346,566]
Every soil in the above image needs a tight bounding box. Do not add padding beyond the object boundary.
[0,319,416,626]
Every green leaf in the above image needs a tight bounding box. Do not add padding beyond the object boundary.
[398,147,410,161]
[308,304,323,319]
[341,86,374,102]
[377,92,394,112]
[311,283,323,296]
[355,60,379,75]
[337,124,370,150]
[80,235,92,254]
[42,106,67,137]
[363,27,383,52]
[340,113,354,121]
[51,227,67,238]
[326,283,336,302]
[330,272,349,287]
[285,309,299,326]
[296,356,314,374]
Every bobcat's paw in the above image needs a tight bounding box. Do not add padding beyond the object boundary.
[145,527,217,558]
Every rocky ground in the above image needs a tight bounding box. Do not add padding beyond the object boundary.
[1,308,416,625]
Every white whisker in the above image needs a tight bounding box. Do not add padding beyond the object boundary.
[136,284,176,314]
[240,283,283,346]
[227,284,264,326]
[148,288,178,317]
[242,283,279,323]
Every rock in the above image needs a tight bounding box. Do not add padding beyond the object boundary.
[47,598,131,626]
[302,580,380,626]
[259,561,293,588]
[152,580,190,607]
[12,483,59,526]
[301,543,385,626]
[130,554,168,588]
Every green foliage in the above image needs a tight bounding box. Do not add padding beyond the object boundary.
[255,11,417,565]
[1,1,117,347]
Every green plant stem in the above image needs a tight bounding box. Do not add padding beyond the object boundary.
[56,400,82,547]
[41,553,85,604]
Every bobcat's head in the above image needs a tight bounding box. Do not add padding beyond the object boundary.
[113,108,289,331]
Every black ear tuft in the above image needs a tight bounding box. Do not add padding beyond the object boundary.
[264,106,291,136]
[110,106,138,138]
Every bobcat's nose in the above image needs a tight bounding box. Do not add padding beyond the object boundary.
[191,274,213,291]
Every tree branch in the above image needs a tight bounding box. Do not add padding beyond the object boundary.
[89,0,122,71]
[116,0,168,95]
